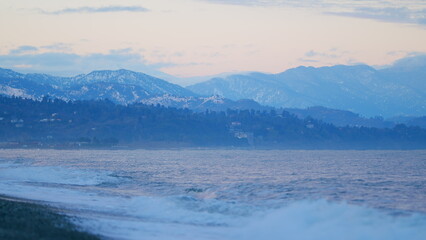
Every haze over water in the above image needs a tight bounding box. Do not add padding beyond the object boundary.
[0,149,425,239]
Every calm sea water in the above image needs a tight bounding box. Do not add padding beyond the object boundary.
[0,149,425,239]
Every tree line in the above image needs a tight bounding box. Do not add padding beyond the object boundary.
[0,95,425,149]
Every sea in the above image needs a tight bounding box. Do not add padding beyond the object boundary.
[0,149,425,240]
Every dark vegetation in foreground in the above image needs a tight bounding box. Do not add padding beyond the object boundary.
[0,95,425,149]
[0,197,99,240]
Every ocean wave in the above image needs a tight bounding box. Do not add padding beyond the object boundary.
[238,200,426,240]
[77,197,426,240]
[0,161,425,240]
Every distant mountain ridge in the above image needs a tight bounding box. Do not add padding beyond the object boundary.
[0,68,195,104]
[188,56,426,117]
[2,66,426,129]
[1,55,426,118]
[0,67,270,111]
[284,106,396,128]
[0,68,64,99]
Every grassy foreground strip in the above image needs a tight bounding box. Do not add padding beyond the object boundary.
[0,197,100,240]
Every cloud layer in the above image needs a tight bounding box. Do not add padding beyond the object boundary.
[40,6,149,15]
[9,46,38,55]
[326,7,426,25]
[0,46,175,82]
[202,0,426,25]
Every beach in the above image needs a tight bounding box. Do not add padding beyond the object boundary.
[0,195,99,240]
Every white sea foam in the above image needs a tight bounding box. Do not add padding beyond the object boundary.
[78,198,426,240]
[0,159,425,240]
[238,200,426,240]
[2,180,424,240]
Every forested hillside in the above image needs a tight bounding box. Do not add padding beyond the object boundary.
[1,96,425,149]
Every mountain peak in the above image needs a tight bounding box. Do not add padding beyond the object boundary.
[89,69,138,74]
[84,69,141,78]
[71,69,159,86]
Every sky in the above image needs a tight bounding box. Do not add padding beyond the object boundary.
[0,0,425,85]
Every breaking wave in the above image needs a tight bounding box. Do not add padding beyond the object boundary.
[0,159,425,240]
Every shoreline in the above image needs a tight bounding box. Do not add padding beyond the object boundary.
[1,144,426,151]
[0,195,100,240]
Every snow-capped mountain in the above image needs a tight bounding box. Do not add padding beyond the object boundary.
[2,54,425,117]
[0,68,65,99]
[0,68,196,104]
[0,67,271,109]
[187,57,426,117]
[69,69,194,97]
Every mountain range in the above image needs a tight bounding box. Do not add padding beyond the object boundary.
[187,55,426,117]
[0,55,425,119]
[0,68,195,104]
